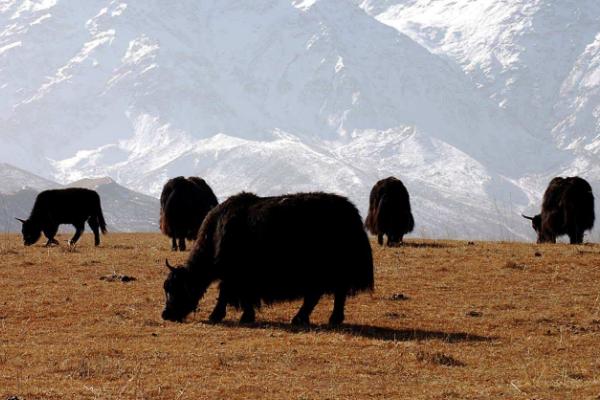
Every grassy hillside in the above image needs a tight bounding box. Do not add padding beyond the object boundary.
[1,233,599,399]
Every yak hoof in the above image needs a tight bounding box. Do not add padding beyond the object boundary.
[208,311,226,324]
[45,239,59,247]
[239,312,255,324]
[328,314,344,326]
[291,314,310,326]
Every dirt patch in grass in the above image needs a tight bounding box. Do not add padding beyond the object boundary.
[416,351,465,367]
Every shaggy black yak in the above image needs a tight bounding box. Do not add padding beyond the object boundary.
[161,192,374,325]
[523,176,595,244]
[16,188,107,247]
[159,176,218,251]
[365,177,414,246]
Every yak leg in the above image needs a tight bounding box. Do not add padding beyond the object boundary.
[329,290,347,326]
[569,229,584,244]
[377,233,384,246]
[171,237,177,251]
[69,223,85,246]
[45,238,60,247]
[178,237,186,251]
[386,234,399,247]
[209,285,228,323]
[292,292,322,326]
[239,301,256,324]
[88,218,101,246]
[43,224,59,246]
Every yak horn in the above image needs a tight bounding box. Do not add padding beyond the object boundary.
[165,259,175,272]
[521,214,534,221]
[15,217,25,224]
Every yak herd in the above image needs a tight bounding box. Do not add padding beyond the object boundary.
[15,175,595,325]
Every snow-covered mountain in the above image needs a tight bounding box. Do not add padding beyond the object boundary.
[0,163,58,194]
[358,0,600,148]
[0,164,158,232]
[1,0,598,240]
[356,0,600,239]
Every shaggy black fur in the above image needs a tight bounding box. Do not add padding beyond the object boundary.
[159,176,218,251]
[17,188,107,247]
[523,176,595,244]
[365,177,414,246]
[161,192,374,325]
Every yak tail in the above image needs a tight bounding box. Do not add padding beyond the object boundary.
[405,210,415,233]
[364,196,383,234]
[364,211,375,233]
[159,210,169,236]
[96,196,107,234]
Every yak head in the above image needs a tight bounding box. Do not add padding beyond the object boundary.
[522,214,542,236]
[16,218,41,246]
[161,260,202,322]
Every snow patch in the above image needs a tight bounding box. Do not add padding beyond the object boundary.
[0,41,21,55]
[293,0,318,11]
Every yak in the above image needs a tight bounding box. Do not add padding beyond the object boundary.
[161,192,374,326]
[522,176,595,244]
[365,177,414,246]
[159,176,218,251]
[16,188,107,247]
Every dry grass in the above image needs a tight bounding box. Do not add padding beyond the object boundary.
[1,233,600,399]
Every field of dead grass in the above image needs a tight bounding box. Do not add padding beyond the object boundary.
[0,233,599,399]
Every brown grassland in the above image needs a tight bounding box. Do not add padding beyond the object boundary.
[0,232,599,399]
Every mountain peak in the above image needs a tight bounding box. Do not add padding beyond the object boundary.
[0,163,59,194]
[68,177,116,190]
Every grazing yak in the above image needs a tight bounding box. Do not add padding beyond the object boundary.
[16,188,107,247]
[159,176,218,251]
[365,177,414,246]
[161,192,374,325]
[522,176,595,244]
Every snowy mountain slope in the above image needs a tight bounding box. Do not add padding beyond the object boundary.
[554,33,600,153]
[2,0,561,173]
[0,162,58,194]
[356,0,600,239]
[358,0,600,150]
[0,0,594,240]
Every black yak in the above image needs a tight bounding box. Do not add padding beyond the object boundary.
[16,188,107,247]
[365,177,414,246]
[522,176,595,244]
[161,192,374,325]
[159,176,218,251]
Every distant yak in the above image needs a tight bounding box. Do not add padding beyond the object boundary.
[365,177,414,246]
[161,192,374,325]
[159,176,218,251]
[523,176,595,244]
[16,188,107,247]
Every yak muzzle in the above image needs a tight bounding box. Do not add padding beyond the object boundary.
[161,309,185,323]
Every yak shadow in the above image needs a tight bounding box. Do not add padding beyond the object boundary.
[211,320,494,343]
